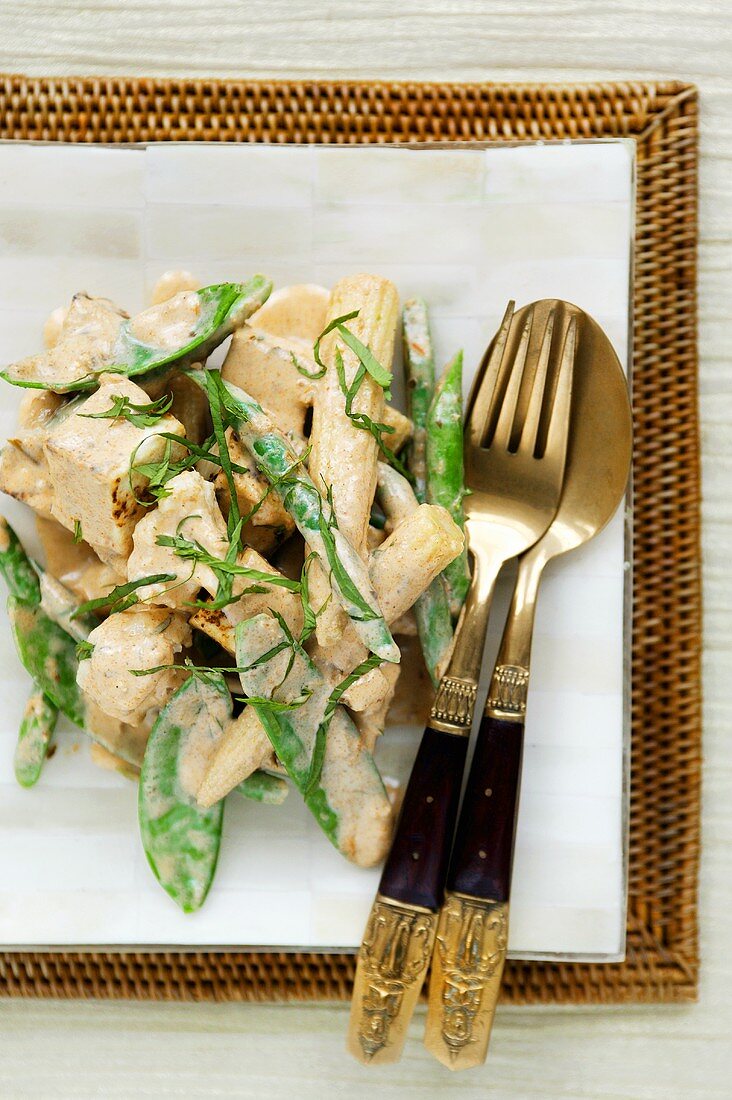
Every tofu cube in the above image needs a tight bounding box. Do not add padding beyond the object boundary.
[44,376,185,570]
[76,606,191,726]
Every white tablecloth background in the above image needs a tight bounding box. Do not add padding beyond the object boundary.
[0,2,728,1097]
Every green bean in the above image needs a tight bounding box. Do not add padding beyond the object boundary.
[401,304,454,682]
[426,350,470,619]
[236,616,392,867]
[236,771,289,805]
[14,686,58,788]
[402,297,435,504]
[194,370,398,664]
[139,674,227,913]
[412,579,456,688]
[2,278,272,393]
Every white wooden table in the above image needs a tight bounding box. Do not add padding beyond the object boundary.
[0,3,729,1096]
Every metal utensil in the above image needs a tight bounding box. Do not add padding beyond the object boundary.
[347,301,576,1065]
[424,300,633,1070]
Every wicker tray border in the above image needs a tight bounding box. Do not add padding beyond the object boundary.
[0,75,700,1004]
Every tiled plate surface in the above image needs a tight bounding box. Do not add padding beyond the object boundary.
[0,140,633,957]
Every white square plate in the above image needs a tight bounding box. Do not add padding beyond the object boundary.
[0,140,633,959]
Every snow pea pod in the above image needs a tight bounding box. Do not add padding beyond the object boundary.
[0,516,41,604]
[235,771,288,805]
[2,278,272,393]
[0,519,60,783]
[14,686,58,788]
[138,673,228,913]
[8,596,86,727]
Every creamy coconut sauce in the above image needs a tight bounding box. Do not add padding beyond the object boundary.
[320,710,393,867]
[82,694,152,768]
[89,742,140,780]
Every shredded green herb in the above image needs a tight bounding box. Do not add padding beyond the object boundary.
[334,349,414,482]
[298,553,318,644]
[316,511,378,624]
[313,309,392,394]
[290,350,325,381]
[239,692,313,713]
[312,310,360,373]
[205,369,241,545]
[71,572,177,618]
[129,437,196,505]
[157,516,300,613]
[72,519,83,544]
[76,639,94,661]
[79,392,174,429]
[302,653,384,798]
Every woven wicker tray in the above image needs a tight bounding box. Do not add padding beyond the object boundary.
[0,75,700,1005]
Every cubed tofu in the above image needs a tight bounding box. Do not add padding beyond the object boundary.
[222,326,316,435]
[214,428,294,554]
[76,607,191,726]
[44,376,185,571]
[127,470,229,608]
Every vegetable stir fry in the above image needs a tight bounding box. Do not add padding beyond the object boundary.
[0,271,467,912]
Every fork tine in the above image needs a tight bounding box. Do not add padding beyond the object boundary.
[519,306,556,456]
[491,307,534,452]
[544,314,577,464]
[466,300,514,448]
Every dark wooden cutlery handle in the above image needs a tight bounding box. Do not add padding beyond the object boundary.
[447,714,524,901]
[379,726,469,911]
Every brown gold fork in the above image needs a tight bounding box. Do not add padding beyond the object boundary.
[347,301,576,1066]
[424,301,632,1070]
